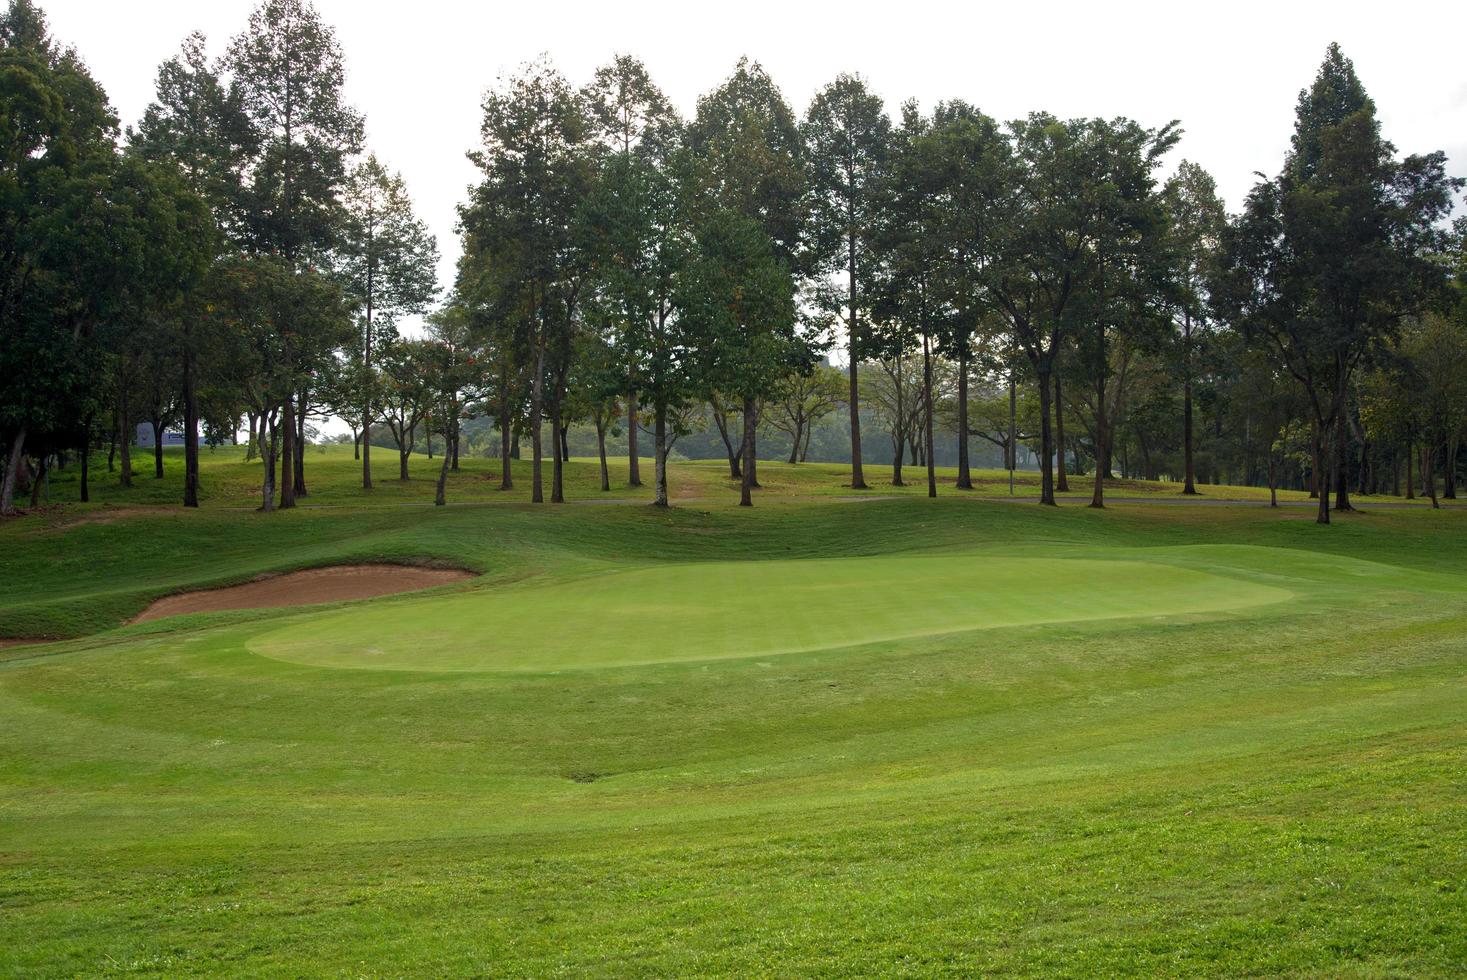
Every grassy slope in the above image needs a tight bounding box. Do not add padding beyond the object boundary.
[0,447,1464,975]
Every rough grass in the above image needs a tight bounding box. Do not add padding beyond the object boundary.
[0,447,1464,975]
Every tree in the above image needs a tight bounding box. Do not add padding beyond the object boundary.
[580,55,685,500]
[764,364,846,462]
[803,73,890,490]
[874,102,947,497]
[463,58,593,504]
[225,0,364,508]
[131,30,249,507]
[376,338,435,481]
[339,155,439,490]
[1075,116,1179,508]
[1163,160,1226,495]
[1214,44,1461,523]
[986,114,1107,505]
[688,59,807,493]
[577,147,697,507]
[0,0,118,514]
[680,210,800,506]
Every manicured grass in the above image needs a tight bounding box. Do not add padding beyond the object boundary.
[253,552,1291,671]
[1,448,1464,975]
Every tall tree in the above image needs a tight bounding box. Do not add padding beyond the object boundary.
[688,59,806,490]
[680,210,800,507]
[339,155,439,490]
[1162,160,1226,495]
[1214,44,1461,523]
[225,0,363,508]
[803,73,890,490]
[925,100,1009,491]
[581,55,680,490]
[986,114,1101,505]
[131,31,248,507]
[0,0,117,514]
[464,58,593,503]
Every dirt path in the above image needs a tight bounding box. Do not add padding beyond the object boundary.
[131,565,475,623]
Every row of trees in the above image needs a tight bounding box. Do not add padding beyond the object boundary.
[3,0,1462,522]
[0,0,439,515]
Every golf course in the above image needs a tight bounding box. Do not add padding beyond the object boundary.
[2,448,1464,975]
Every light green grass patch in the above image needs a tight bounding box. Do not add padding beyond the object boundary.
[249,552,1292,671]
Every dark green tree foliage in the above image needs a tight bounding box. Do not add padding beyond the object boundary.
[0,0,116,513]
[803,73,890,490]
[1162,160,1226,495]
[986,114,1104,505]
[463,58,593,504]
[679,211,800,506]
[1072,117,1178,508]
[577,148,696,507]
[1214,44,1462,524]
[580,54,680,490]
[339,155,439,490]
[921,100,1009,490]
[130,31,248,506]
[226,0,363,508]
[687,58,805,267]
[873,102,948,498]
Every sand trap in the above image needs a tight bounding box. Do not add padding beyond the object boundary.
[132,565,474,623]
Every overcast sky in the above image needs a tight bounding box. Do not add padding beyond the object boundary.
[39,0,1467,305]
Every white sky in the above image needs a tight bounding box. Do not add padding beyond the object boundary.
[40,0,1467,306]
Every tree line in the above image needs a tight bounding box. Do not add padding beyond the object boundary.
[2,0,1463,522]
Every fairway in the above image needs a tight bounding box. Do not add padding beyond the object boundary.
[252,552,1292,671]
[2,454,1466,976]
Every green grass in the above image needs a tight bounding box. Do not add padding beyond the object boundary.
[1,446,1464,975]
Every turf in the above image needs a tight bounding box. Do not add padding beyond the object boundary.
[251,552,1291,671]
[1,447,1464,975]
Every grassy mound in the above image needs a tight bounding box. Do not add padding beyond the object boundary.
[251,552,1291,671]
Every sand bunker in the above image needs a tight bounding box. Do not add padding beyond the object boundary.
[132,565,473,623]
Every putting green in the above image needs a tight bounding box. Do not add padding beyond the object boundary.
[249,554,1291,672]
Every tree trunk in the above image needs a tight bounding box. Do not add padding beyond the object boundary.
[434,432,451,506]
[151,419,165,479]
[559,424,570,465]
[1333,407,1352,512]
[740,396,756,507]
[1444,439,1457,499]
[712,403,741,479]
[955,341,972,489]
[79,418,91,503]
[1424,443,1439,509]
[1054,373,1069,493]
[654,403,670,508]
[118,390,133,488]
[1405,438,1414,500]
[551,405,565,505]
[0,428,25,515]
[1182,373,1197,494]
[596,417,610,492]
[627,391,642,486]
[451,419,461,472]
[1036,365,1056,505]
[848,222,866,490]
[922,331,936,498]
[259,416,276,513]
[747,409,759,489]
[293,394,307,498]
[530,337,545,504]
[279,395,296,509]
[183,351,200,508]
[1314,421,1330,525]
[499,401,513,490]
[1268,455,1278,508]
